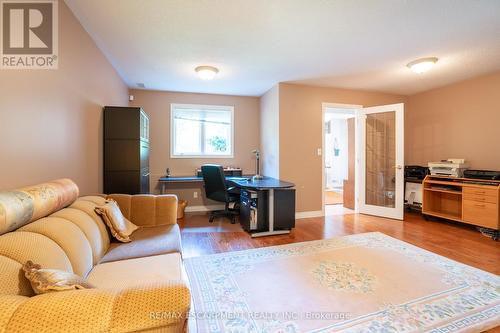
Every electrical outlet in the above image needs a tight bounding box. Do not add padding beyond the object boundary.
[193,192,198,199]
[317,148,322,156]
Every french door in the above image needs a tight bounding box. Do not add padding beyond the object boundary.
[357,103,404,220]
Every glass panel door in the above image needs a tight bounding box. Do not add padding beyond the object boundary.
[358,103,404,220]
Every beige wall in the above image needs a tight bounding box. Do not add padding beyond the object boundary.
[260,85,280,178]
[129,89,260,206]
[0,2,128,194]
[278,83,406,212]
[406,71,500,170]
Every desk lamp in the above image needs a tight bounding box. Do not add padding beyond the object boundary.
[252,149,264,180]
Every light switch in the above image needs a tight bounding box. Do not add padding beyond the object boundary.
[317,148,322,156]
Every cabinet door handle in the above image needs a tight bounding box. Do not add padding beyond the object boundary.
[474,191,485,195]
[474,204,485,208]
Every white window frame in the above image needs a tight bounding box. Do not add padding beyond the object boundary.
[170,103,235,158]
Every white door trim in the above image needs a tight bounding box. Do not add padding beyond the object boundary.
[321,103,362,216]
[357,103,405,220]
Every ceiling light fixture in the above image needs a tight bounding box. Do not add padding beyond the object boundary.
[407,57,438,74]
[195,65,219,80]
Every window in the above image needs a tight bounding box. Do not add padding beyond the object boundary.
[170,104,234,158]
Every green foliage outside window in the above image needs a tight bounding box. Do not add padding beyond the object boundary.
[208,136,227,152]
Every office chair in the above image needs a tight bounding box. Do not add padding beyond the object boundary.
[201,164,240,224]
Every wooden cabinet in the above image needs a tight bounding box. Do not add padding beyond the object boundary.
[104,106,150,194]
[422,175,499,231]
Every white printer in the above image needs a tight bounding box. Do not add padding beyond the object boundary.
[428,159,469,177]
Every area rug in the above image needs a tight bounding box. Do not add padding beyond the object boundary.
[184,232,500,333]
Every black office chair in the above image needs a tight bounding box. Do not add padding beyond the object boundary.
[201,164,240,224]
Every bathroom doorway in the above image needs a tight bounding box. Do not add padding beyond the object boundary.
[322,104,359,215]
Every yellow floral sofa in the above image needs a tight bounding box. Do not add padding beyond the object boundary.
[0,179,190,333]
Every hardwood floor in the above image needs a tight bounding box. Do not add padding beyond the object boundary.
[325,190,343,205]
[178,210,500,275]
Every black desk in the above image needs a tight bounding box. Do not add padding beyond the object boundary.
[158,175,296,237]
[228,177,294,190]
[229,177,295,237]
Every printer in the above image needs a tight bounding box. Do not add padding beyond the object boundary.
[463,169,500,180]
[404,166,429,211]
[428,159,469,178]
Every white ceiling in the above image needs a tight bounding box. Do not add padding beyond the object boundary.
[65,0,500,96]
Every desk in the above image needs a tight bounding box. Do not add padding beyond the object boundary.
[422,175,500,234]
[158,176,252,194]
[159,175,296,237]
[229,177,295,237]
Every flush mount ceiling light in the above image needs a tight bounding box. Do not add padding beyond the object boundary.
[407,57,438,74]
[195,65,219,80]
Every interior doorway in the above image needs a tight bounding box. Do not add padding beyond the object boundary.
[322,104,360,215]
[322,102,405,219]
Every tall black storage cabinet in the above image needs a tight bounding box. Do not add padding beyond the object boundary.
[104,106,150,194]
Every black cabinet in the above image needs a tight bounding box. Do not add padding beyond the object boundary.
[239,188,295,232]
[273,189,296,230]
[104,106,150,194]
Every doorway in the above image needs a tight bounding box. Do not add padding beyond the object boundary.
[322,104,360,216]
[322,103,405,219]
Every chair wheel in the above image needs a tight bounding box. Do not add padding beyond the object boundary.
[209,216,214,223]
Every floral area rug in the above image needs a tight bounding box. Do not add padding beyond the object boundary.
[185,232,500,332]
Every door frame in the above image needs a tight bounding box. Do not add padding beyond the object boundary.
[321,103,362,215]
[357,103,405,220]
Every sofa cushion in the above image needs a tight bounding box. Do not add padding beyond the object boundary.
[107,194,178,226]
[3,281,190,333]
[69,198,111,260]
[51,208,107,266]
[99,224,182,264]
[19,217,93,277]
[0,294,29,330]
[0,232,73,296]
[0,255,32,296]
[87,253,183,290]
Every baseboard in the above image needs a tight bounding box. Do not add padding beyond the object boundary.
[295,210,324,219]
[184,205,225,213]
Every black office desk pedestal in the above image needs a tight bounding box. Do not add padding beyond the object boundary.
[230,177,295,237]
[252,188,295,237]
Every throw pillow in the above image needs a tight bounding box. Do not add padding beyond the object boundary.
[95,199,138,242]
[22,261,94,294]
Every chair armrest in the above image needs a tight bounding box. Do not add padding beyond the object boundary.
[107,194,178,226]
[5,281,190,333]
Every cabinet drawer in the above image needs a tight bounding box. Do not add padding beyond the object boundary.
[463,192,497,203]
[463,187,497,197]
[463,200,498,229]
